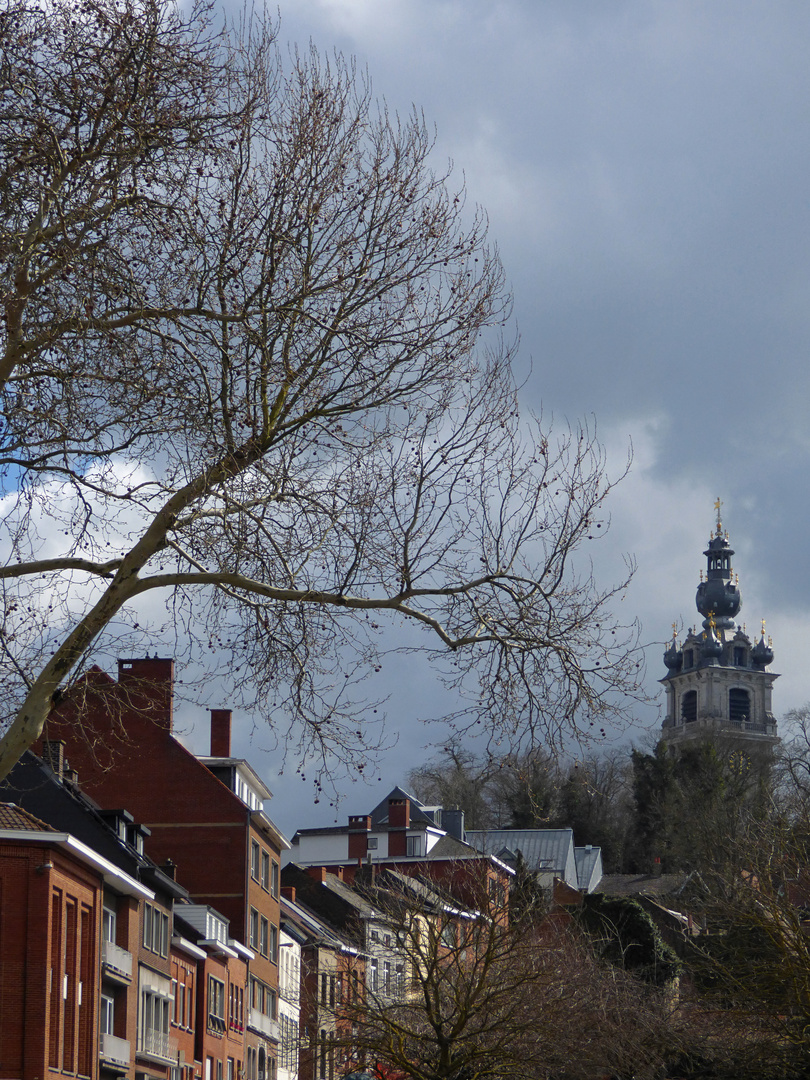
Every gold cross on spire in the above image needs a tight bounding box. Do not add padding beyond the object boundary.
[714,496,723,535]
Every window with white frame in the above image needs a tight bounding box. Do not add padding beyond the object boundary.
[140,989,172,1060]
[143,903,170,957]
[208,976,226,1033]
[101,994,115,1035]
[103,905,116,943]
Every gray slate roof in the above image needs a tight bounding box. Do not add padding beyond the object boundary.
[574,846,603,892]
[465,828,578,889]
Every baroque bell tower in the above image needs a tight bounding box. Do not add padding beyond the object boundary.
[660,501,779,747]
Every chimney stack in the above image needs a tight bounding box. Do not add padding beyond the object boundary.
[117,657,175,729]
[210,709,232,757]
[348,814,372,861]
[42,740,66,777]
[387,797,410,857]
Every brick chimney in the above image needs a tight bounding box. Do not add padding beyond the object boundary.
[387,797,410,857]
[42,739,66,777]
[281,885,296,902]
[210,709,232,757]
[388,797,410,829]
[348,814,371,860]
[117,657,174,729]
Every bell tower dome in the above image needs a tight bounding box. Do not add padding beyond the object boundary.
[660,501,779,746]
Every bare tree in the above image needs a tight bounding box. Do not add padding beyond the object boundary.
[336,870,677,1080]
[0,0,640,782]
[682,819,810,1078]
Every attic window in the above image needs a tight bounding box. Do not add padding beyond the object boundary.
[367,837,378,850]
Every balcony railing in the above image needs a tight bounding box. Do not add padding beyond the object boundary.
[137,1029,177,1063]
[102,940,133,980]
[100,1033,131,1068]
[248,1008,279,1041]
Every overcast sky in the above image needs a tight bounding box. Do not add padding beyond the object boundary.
[177,0,810,836]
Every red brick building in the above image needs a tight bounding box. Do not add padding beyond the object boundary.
[38,658,289,1080]
[0,802,152,1080]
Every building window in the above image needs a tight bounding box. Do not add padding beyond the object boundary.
[383,961,391,995]
[681,690,697,724]
[369,958,378,993]
[261,850,270,891]
[229,982,244,1031]
[367,836,378,850]
[734,646,747,667]
[103,905,116,944]
[269,923,278,964]
[406,834,422,857]
[441,921,457,949]
[270,860,279,898]
[143,903,170,957]
[208,977,226,1033]
[684,649,694,669]
[260,916,269,958]
[101,994,115,1036]
[140,990,172,1059]
[250,908,260,950]
[319,1031,327,1080]
[251,841,261,881]
[488,878,506,908]
[730,688,751,724]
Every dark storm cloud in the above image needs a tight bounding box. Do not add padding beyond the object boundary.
[204,0,810,832]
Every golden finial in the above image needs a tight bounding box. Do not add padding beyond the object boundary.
[708,611,716,630]
[735,573,739,586]
[714,496,723,535]
[761,618,766,637]
[768,636,773,647]
[700,569,704,582]
[671,621,678,638]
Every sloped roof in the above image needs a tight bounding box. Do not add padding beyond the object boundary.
[369,786,434,827]
[574,846,603,892]
[466,829,575,872]
[595,873,694,898]
[0,802,51,831]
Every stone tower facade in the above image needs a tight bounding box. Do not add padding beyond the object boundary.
[660,506,779,747]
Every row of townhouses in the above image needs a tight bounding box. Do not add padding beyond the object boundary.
[4,657,594,1080]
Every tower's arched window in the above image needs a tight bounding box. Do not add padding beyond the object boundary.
[729,688,750,725]
[681,690,697,723]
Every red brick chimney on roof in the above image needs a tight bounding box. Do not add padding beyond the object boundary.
[348,814,372,861]
[210,709,232,757]
[388,797,410,830]
[387,797,410,857]
[117,657,174,729]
